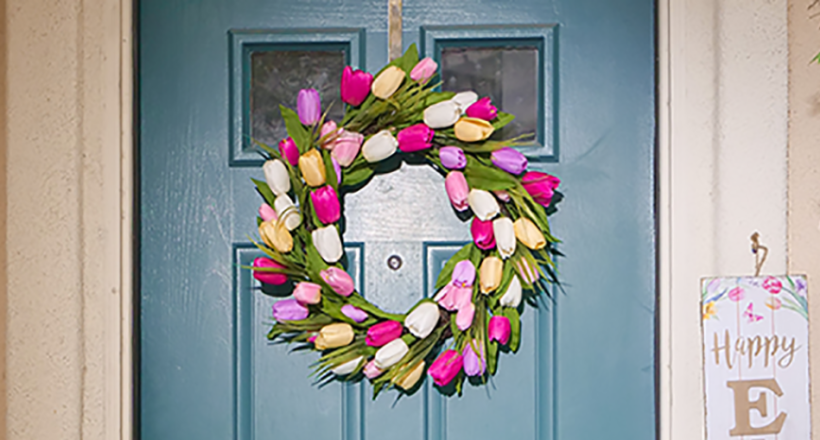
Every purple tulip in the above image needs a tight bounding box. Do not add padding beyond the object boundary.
[272,298,309,321]
[445,171,469,211]
[311,185,341,225]
[341,66,373,107]
[293,282,322,305]
[465,97,498,121]
[258,204,277,222]
[470,217,496,250]
[366,320,403,347]
[252,257,288,285]
[331,157,342,185]
[522,171,561,207]
[297,88,321,125]
[397,123,435,153]
[428,349,463,386]
[462,340,486,376]
[410,57,438,82]
[434,260,475,312]
[488,315,511,345]
[319,267,355,297]
[491,147,528,175]
[278,137,299,166]
[439,146,466,170]
[452,260,476,287]
[341,304,368,323]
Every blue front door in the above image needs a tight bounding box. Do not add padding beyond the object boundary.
[139,1,656,439]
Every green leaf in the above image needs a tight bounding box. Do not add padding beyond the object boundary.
[280,105,311,153]
[434,243,475,290]
[321,149,339,193]
[503,308,521,353]
[814,52,820,64]
[251,178,276,207]
[487,340,499,375]
[464,165,516,191]
[341,166,376,188]
[492,112,515,131]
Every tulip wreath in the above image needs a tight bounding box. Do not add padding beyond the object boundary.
[249,44,562,397]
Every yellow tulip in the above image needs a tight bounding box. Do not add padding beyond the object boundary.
[394,361,425,390]
[371,66,405,99]
[454,117,494,142]
[513,217,546,250]
[259,220,293,253]
[299,149,326,187]
[479,256,503,294]
[314,323,354,350]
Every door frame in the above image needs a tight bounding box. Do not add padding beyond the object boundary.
[94,0,790,438]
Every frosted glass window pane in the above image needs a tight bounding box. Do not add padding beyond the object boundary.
[250,49,346,146]
[441,46,538,140]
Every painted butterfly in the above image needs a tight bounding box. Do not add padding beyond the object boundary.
[743,303,763,323]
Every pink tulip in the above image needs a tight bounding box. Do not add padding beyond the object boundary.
[363,360,383,379]
[258,204,277,222]
[319,267,355,297]
[252,257,288,285]
[488,315,511,345]
[465,97,498,121]
[320,121,342,149]
[515,258,540,285]
[462,340,486,376]
[445,171,469,211]
[439,146,466,169]
[366,320,403,347]
[278,137,299,166]
[456,301,475,331]
[728,287,744,302]
[763,276,782,294]
[331,131,364,167]
[493,190,511,202]
[410,57,438,82]
[297,88,321,125]
[428,349,463,386]
[471,217,496,250]
[311,185,341,225]
[341,304,368,323]
[397,123,435,152]
[341,66,373,107]
[522,171,561,207]
[293,281,322,305]
[272,298,309,322]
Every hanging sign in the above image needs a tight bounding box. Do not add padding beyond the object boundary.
[702,275,810,439]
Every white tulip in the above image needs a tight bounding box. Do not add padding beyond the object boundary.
[273,194,301,231]
[493,217,516,259]
[423,100,461,129]
[263,159,291,196]
[468,189,500,221]
[499,275,522,308]
[312,226,343,263]
[374,338,409,370]
[452,91,478,113]
[404,302,439,338]
[361,130,398,163]
[331,356,363,376]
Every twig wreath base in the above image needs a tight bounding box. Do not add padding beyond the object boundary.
[249,45,562,398]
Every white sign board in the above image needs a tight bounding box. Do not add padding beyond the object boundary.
[702,275,810,439]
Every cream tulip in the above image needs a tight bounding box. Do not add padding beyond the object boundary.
[331,356,363,376]
[394,361,425,390]
[371,66,405,99]
[454,117,495,142]
[479,256,503,294]
[259,220,293,253]
[404,302,439,339]
[423,100,461,129]
[263,159,291,196]
[513,217,546,250]
[273,194,302,231]
[361,130,398,163]
[499,275,522,307]
[468,189,500,221]
[452,91,478,112]
[314,323,355,350]
[374,338,409,369]
[493,217,516,259]
[298,149,326,187]
[312,225,343,263]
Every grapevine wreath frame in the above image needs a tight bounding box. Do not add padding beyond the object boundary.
[249,45,562,397]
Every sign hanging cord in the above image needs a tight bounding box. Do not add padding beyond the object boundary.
[750,232,768,277]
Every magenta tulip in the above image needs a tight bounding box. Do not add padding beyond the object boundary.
[397,123,435,152]
[341,304,368,323]
[465,97,498,121]
[445,171,469,211]
[491,147,528,175]
[319,267,355,297]
[470,217,496,250]
[522,171,561,207]
[366,320,403,347]
[272,298,309,321]
[278,137,299,166]
[293,281,322,305]
[252,257,288,285]
[297,88,321,125]
[410,57,438,82]
[331,157,342,184]
[341,66,373,106]
[331,131,364,167]
[258,203,277,222]
[439,146,466,169]
[462,340,486,376]
[428,349,463,386]
[311,185,341,224]
[488,315,511,345]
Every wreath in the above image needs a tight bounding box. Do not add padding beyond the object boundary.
[249,44,562,397]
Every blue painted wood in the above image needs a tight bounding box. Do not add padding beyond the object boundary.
[140,0,655,439]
